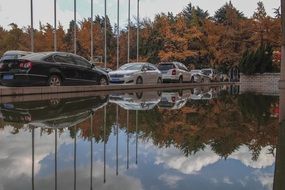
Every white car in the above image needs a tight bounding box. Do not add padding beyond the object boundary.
[158,90,192,110]
[109,91,161,111]
[190,70,211,83]
[201,68,220,82]
[157,62,191,83]
[109,62,162,85]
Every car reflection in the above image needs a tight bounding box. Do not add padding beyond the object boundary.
[109,91,161,110]
[190,87,219,100]
[158,89,192,110]
[0,96,108,128]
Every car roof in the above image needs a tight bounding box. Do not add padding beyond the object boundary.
[3,50,32,55]
[20,51,90,61]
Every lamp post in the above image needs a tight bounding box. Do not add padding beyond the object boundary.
[54,0,57,51]
[104,0,107,68]
[74,0,77,54]
[137,0,140,62]
[30,0,34,52]
[117,0,120,69]
[127,0,130,63]
[90,0,94,61]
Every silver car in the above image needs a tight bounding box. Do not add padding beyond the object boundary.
[109,62,162,85]
[158,62,191,83]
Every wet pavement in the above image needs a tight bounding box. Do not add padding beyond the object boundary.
[0,85,280,190]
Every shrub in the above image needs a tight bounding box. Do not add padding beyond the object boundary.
[239,44,276,75]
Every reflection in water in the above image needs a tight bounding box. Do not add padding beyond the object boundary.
[0,86,280,190]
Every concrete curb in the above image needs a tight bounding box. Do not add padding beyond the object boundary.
[0,82,236,97]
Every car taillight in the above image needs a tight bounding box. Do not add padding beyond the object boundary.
[172,69,176,75]
[19,61,32,69]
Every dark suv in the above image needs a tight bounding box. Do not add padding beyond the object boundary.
[0,52,109,86]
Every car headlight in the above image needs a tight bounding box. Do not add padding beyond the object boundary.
[125,73,133,77]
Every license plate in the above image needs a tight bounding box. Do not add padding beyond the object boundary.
[111,78,120,81]
[3,74,14,80]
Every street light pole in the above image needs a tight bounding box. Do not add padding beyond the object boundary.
[54,0,57,51]
[74,0,77,54]
[117,0,120,69]
[90,0,94,61]
[127,0,130,63]
[30,0,34,52]
[104,0,107,68]
[137,0,139,62]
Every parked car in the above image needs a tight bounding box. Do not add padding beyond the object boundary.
[0,50,32,62]
[108,62,162,85]
[157,62,191,83]
[0,52,109,86]
[190,70,211,83]
[201,68,220,82]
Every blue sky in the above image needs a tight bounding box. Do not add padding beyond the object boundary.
[0,0,280,30]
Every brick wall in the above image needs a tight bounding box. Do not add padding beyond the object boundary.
[239,73,280,96]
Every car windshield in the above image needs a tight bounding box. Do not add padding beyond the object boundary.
[119,64,143,71]
[158,64,175,70]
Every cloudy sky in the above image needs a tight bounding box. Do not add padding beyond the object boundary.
[0,0,280,30]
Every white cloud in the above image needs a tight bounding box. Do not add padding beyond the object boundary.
[256,172,274,190]
[223,177,233,185]
[158,173,184,188]
[154,145,220,175]
[229,146,275,169]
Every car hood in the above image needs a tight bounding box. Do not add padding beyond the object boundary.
[109,70,139,75]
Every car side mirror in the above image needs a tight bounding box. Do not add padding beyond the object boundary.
[91,63,95,69]
[142,67,147,72]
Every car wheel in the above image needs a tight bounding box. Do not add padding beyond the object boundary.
[136,77,143,84]
[157,77,162,84]
[178,76,183,83]
[49,75,62,86]
[99,76,108,85]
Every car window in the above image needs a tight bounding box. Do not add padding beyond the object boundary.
[158,64,175,70]
[177,62,188,71]
[148,64,156,71]
[54,55,75,64]
[73,56,91,68]
[44,56,54,63]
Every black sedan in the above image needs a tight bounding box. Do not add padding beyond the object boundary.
[0,52,109,86]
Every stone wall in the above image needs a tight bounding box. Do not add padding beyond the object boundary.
[239,73,280,96]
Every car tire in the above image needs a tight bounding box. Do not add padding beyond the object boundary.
[48,75,62,86]
[99,76,108,85]
[190,77,194,83]
[136,77,143,84]
[178,76,183,83]
[157,77,162,84]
